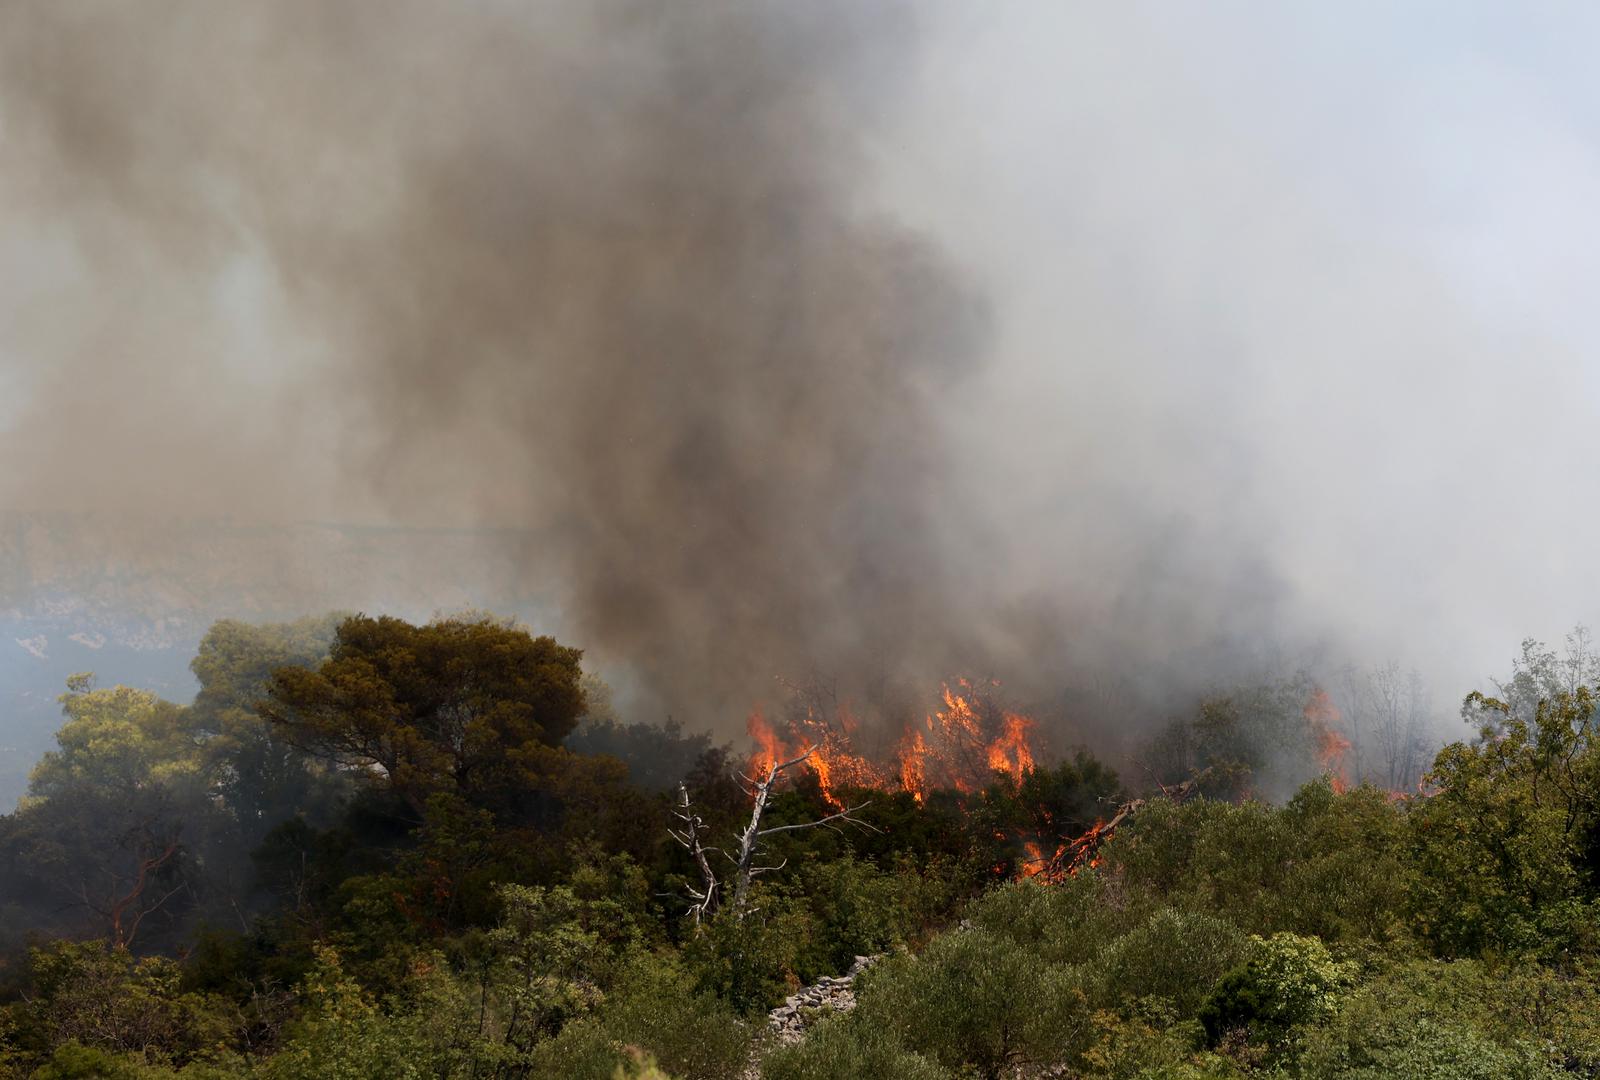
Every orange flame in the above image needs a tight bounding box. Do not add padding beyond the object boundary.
[745,678,1045,813]
[1304,687,1351,793]
[986,712,1037,784]
[898,728,928,804]
[747,707,781,777]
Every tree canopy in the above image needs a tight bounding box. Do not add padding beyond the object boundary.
[263,615,587,819]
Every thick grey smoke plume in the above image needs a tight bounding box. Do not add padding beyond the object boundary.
[0,1,996,726]
[4,2,1600,747]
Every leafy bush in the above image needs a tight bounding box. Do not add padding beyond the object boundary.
[1092,908,1246,1016]
[261,947,434,1080]
[517,949,752,1080]
[851,928,1092,1079]
[1197,932,1357,1049]
[681,892,818,1015]
[10,942,238,1072]
[762,1013,953,1080]
[966,874,1132,966]
[1295,958,1568,1080]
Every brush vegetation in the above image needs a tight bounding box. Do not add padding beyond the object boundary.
[2,614,1599,1078]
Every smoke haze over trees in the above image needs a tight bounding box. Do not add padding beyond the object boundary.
[4,2,1600,747]
[9,4,1600,1076]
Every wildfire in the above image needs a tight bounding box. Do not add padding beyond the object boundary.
[898,729,928,803]
[745,702,889,810]
[1304,687,1351,793]
[742,679,1126,882]
[986,712,1037,784]
[747,707,782,776]
[744,678,1046,809]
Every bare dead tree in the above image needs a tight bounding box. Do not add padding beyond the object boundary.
[669,782,721,926]
[728,747,875,920]
[671,746,877,925]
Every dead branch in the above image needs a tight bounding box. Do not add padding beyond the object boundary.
[1037,769,1213,881]
[669,782,720,925]
[727,746,876,920]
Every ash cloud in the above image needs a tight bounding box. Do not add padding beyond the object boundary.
[0,1,993,726]
[3,2,1599,751]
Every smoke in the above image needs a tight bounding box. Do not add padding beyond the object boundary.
[0,1,993,726]
[3,2,1600,748]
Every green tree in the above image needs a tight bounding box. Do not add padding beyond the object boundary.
[1409,689,1600,956]
[263,615,587,820]
[1,679,213,949]
[7,941,238,1072]
[1197,932,1357,1051]
[762,1013,953,1080]
[261,946,432,1080]
[187,615,347,843]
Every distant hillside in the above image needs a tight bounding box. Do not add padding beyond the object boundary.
[0,512,555,809]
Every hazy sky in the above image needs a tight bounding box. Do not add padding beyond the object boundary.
[872,3,1600,697]
[2,2,1597,729]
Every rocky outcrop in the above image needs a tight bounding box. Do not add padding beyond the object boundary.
[764,954,880,1046]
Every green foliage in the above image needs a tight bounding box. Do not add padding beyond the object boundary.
[1406,689,1600,957]
[1106,781,1414,944]
[567,714,716,793]
[27,680,201,801]
[261,946,433,1080]
[851,928,1093,1079]
[1078,1003,1223,1080]
[526,950,750,1080]
[187,615,348,841]
[1093,908,1247,1017]
[762,1012,954,1080]
[1143,675,1323,801]
[794,854,950,970]
[967,874,1132,966]
[1198,932,1357,1049]
[9,941,238,1072]
[1295,959,1570,1080]
[682,891,818,1015]
[482,882,632,1043]
[264,614,588,820]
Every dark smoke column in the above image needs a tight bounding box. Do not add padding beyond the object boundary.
[0,1,988,727]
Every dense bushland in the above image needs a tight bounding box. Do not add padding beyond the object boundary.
[2,614,1599,1078]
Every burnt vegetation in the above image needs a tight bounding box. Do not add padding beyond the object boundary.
[0,614,1598,1078]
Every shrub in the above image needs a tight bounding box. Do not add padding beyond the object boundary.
[852,928,1092,1079]
[1092,908,1246,1016]
[762,1013,953,1080]
[966,873,1131,966]
[1197,932,1357,1049]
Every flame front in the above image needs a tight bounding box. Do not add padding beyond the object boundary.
[986,712,1036,784]
[1304,687,1351,793]
[744,678,1046,810]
